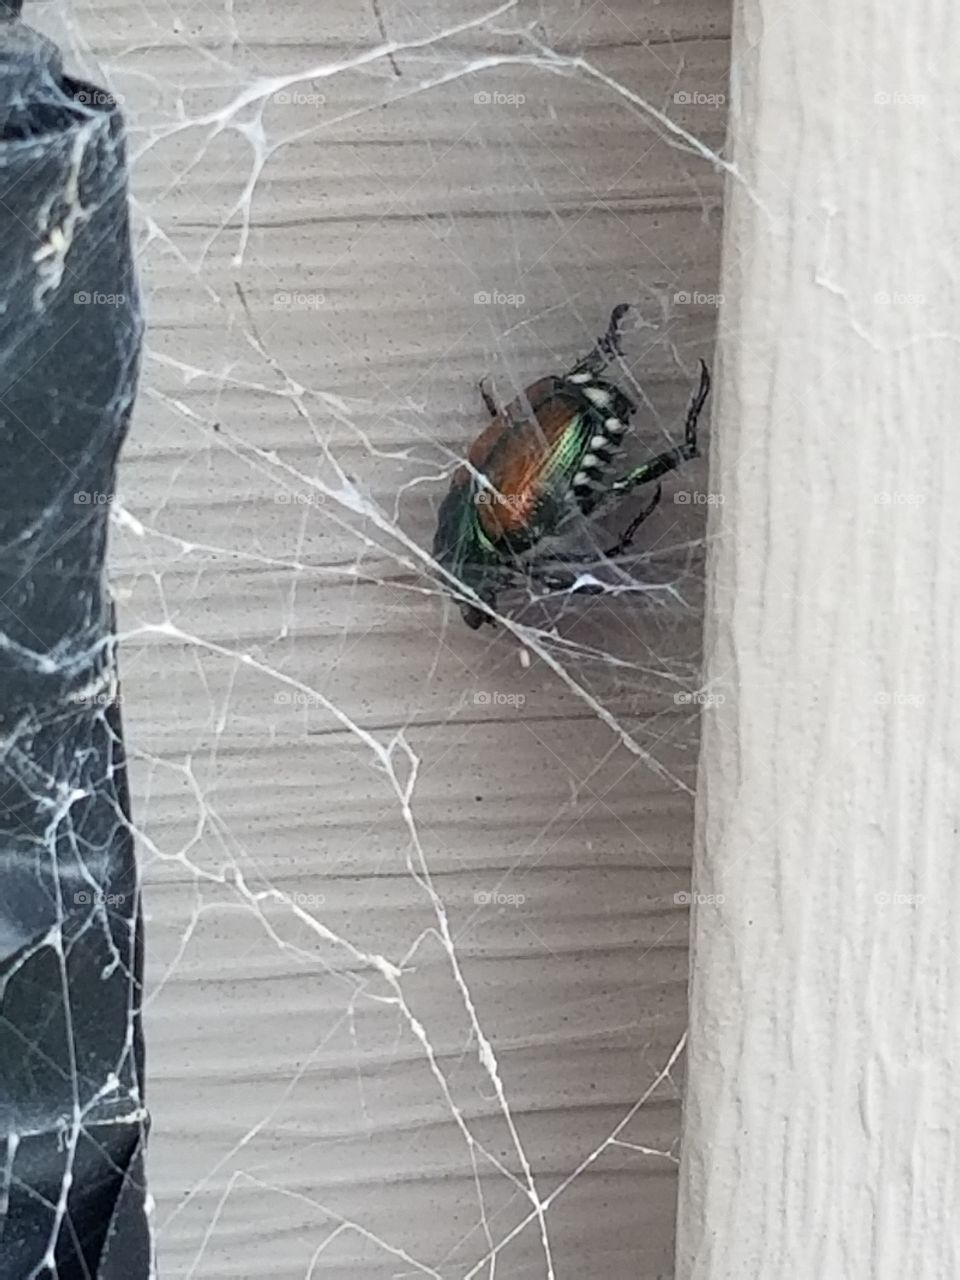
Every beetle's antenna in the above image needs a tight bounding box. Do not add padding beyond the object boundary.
[601,303,630,358]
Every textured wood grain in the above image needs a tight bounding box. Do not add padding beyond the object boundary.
[677,4,960,1278]
[43,3,728,1275]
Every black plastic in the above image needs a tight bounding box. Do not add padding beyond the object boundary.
[0,8,149,1277]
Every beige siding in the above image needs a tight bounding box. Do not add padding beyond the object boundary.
[48,3,728,1275]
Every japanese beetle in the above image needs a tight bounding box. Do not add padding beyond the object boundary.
[433,304,711,629]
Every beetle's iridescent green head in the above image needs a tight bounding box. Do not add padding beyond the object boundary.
[432,483,499,629]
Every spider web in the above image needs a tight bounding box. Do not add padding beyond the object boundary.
[25,1,728,1275]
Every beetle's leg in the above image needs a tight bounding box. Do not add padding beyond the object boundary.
[608,359,711,495]
[598,302,630,359]
[608,446,688,495]
[529,482,662,576]
[478,376,498,418]
[566,303,631,381]
[603,483,663,558]
[525,565,604,597]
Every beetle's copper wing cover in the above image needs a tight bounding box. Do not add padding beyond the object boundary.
[461,378,593,543]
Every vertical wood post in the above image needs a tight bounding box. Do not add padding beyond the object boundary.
[678,4,960,1276]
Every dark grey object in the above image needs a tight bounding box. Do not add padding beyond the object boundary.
[0,7,149,1277]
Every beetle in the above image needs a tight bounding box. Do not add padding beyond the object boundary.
[432,303,711,629]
